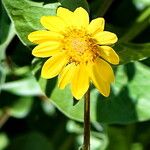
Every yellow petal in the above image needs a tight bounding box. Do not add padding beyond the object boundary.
[87,61,110,97]
[28,30,64,44]
[32,41,61,57]
[57,7,74,26]
[41,52,68,79]
[71,64,89,100]
[73,7,89,28]
[58,63,76,89]
[40,16,66,32]
[87,18,105,35]
[94,31,118,45]
[95,58,115,82]
[99,46,119,64]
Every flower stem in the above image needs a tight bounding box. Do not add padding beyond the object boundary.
[83,89,90,150]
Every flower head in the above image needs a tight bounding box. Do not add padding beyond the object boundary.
[28,7,119,100]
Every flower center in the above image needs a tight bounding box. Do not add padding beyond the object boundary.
[71,38,87,53]
[63,29,99,64]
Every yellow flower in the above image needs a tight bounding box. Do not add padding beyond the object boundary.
[28,7,119,100]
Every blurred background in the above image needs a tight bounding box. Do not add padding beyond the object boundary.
[0,0,150,150]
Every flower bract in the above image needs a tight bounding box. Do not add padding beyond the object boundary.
[28,7,119,100]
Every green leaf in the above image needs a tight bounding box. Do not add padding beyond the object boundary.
[133,0,150,10]
[115,42,150,64]
[0,1,11,45]
[0,133,9,150]
[1,76,42,96]
[9,96,33,118]
[0,92,33,118]
[96,62,150,123]
[58,0,89,12]
[34,62,150,124]
[106,125,134,150]
[2,0,60,46]
[0,23,15,61]
[0,23,15,92]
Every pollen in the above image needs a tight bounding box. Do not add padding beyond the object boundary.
[63,28,99,64]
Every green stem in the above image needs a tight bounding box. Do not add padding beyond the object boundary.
[0,109,10,128]
[83,89,90,150]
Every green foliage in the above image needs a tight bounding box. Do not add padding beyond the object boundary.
[33,62,150,124]
[2,0,60,46]
[0,0,150,149]
[116,42,150,64]
[0,1,10,45]
[0,133,8,150]
[1,76,42,96]
[58,0,89,12]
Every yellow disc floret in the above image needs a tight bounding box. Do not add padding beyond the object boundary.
[63,28,99,64]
